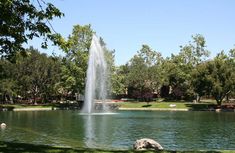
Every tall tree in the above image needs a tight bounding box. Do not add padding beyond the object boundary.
[60,24,115,98]
[0,59,16,103]
[0,0,64,58]
[111,65,129,96]
[59,24,93,96]
[15,47,61,103]
[192,51,235,105]
[162,34,210,100]
[126,45,162,100]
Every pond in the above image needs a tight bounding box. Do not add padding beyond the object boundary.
[0,110,235,151]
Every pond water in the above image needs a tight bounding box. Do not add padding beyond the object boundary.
[1,110,235,151]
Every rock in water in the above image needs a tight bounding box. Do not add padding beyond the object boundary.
[0,123,6,129]
[133,138,163,151]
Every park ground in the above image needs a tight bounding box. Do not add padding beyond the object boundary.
[0,99,235,111]
[0,141,235,153]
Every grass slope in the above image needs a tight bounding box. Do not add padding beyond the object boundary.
[118,101,217,111]
[0,141,234,153]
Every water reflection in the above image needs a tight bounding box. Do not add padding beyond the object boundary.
[82,114,117,148]
[83,115,94,148]
[1,111,235,150]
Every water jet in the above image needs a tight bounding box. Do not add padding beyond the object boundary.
[81,35,111,114]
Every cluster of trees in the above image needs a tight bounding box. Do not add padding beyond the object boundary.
[1,1,235,106]
[114,34,235,105]
[0,23,235,106]
[0,24,115,104]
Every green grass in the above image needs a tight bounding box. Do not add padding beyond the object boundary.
[119,100,218,111]
[0,104,53,111]
[120,102,188,109]
[1,104,52,108]
[0,141,234,153]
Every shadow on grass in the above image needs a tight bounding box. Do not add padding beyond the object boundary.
[142,104,152,107]
[185,104,217,111]
[0,106,14,111]
[0,141,225,153]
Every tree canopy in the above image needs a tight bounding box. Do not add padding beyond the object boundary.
[0,0,64,59]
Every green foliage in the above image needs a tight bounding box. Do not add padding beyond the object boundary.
[0,59,16,103]
[0,29,234,105]
[125,45,163,100]
[0,0,64,58]
[59,24,93,95]
[192,51,235,105]
[60,24,116,97]
[160,34,210,100]
[15,47,61,103]
[111,65,128,95]
[0,47,62,103]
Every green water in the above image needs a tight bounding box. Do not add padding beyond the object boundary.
[0,110,235,151]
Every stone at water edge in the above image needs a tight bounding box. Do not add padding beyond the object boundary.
[133,138,163,150]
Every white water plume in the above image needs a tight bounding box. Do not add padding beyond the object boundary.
[81,35,109,114]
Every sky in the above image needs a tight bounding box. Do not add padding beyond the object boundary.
[28,0,235,65]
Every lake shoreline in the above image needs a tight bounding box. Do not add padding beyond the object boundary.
[8,107,235,112]
[1,102,235,112]
[119,107,189,111]
[119,107,235,112]
[0,141,234,153]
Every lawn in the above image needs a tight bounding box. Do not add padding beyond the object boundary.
[118,100,218,111]
[0,141,234,153]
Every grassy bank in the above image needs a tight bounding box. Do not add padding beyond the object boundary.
[118,100,219,111]
[0,104,53,111]
[1,100,234,112]
[0,141,234,153]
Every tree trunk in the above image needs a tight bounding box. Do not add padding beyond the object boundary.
[196,94,201,103]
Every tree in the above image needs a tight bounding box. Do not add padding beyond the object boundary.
[125,45,162,100]
[209,52,235,105]
[111,65,128,96]
[59,24,93,96]
[0,59,16,103]
[161,34,210,100]
[161,55,193,100]
[0,0,64,58]
[15,47,61,103]
[191,62,213,102]
[100,38,116,98]
[127,55,148,99]
[192,51,235,105]
[60,24,115,98]
[179,34,210,66]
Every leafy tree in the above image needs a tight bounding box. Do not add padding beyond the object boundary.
[191,62,212,102]
[100,38,116,98]
[15,47,61,103]
[161,34,210,100]
[0,60,16,103]
[179,34,210,66]
[161,55,193,99]
[209,52,235,105]
[111,65,128,96]
[59,24,93,96]
[0,0,64,58]
[127,55,148,99]
[60,24,115,99]
[193,51,235,105]
[126,45,162,100]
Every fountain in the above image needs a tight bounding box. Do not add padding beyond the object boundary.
[81,35,109,114]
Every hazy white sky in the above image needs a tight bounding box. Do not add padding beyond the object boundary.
[28,0,235,65]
